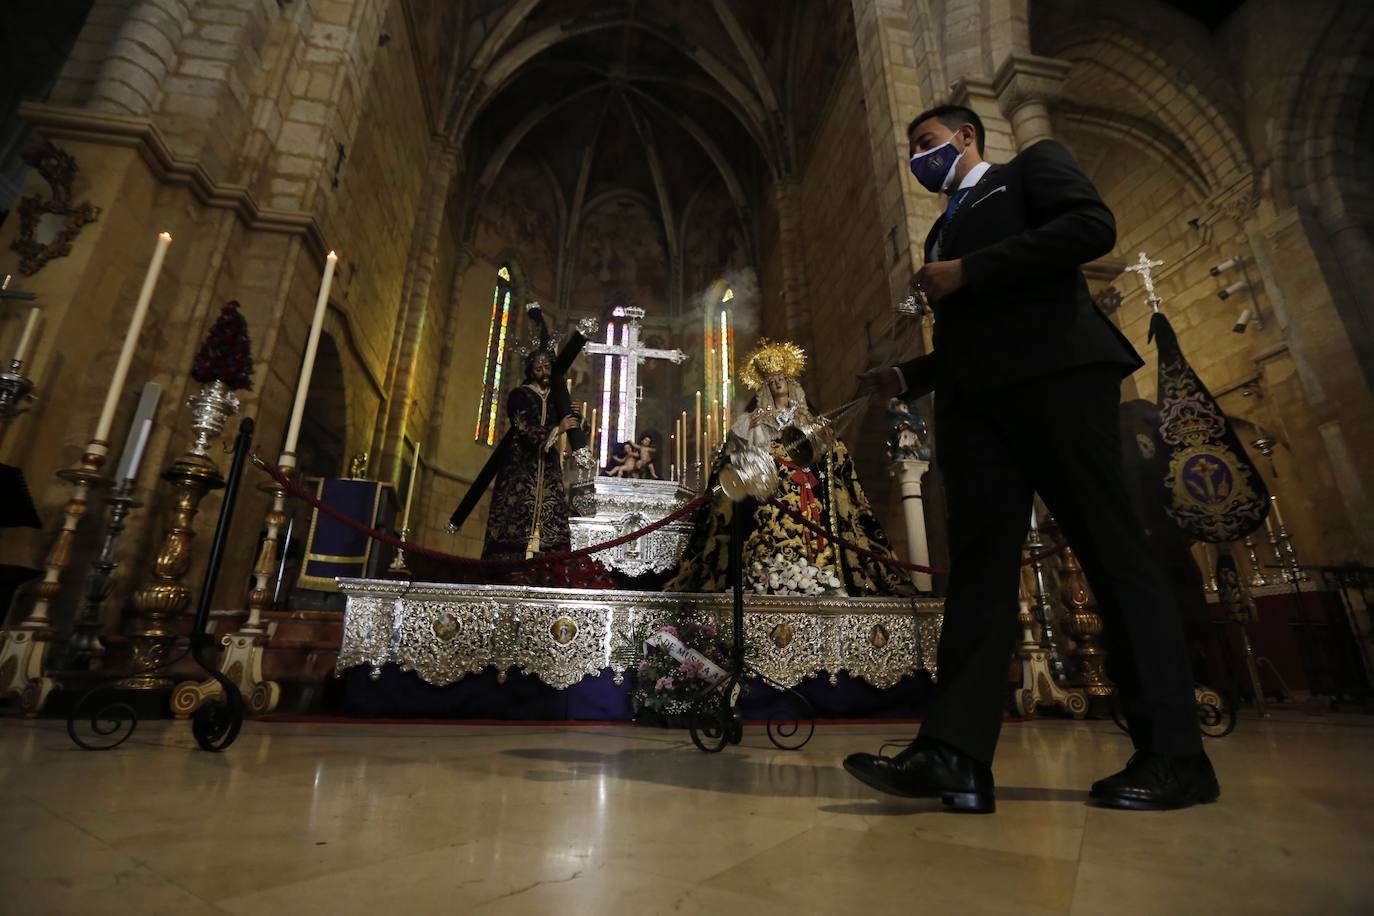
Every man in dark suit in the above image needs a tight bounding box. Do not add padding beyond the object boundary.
[845,105,1218,813]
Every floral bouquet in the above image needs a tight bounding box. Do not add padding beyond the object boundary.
[748,551,843,596]
[614,602,734,726]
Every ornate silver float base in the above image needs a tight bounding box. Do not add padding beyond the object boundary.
[568,477,696,577]
[337,579,944,691]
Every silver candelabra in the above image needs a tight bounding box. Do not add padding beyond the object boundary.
[64,482,141,669]
[0,358,36,428]
[1026,517,1069,683]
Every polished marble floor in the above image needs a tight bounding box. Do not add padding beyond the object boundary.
[2,710,1372,915]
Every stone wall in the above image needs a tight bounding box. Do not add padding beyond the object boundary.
[1040,0,1374,567]
[787,53,915,561]
[0,0,458,630]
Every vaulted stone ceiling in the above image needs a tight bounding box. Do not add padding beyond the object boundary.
[421,0,852,305]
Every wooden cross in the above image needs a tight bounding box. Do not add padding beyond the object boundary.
[1124,251,1164,313]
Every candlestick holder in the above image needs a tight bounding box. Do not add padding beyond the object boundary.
[0,358,36,427]
[1244,534,1269,588]
[1270,497,1308,583]
[1059,545,1114,713]
[1026,518,1069,683]
[0,442,110,714]
[123,381,237,692]
[171,449,286,718]
[62,482,141,670]
[387,527,412,574]
[1251,434,1279,474]
[1013,598,1088,720]
[1195,544,1219,592]
[1263,521,1285,581]
[122,451,224,689]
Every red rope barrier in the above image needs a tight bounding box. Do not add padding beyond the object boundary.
[762,498,1067,577]
[254,457,713,570]
[254,455,1065,579]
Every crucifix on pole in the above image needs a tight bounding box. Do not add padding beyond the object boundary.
[585,306,687,462]
[1124,250,1165,313]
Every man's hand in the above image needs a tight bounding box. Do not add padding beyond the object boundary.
[558,415,580,433]
[856,367,903,400]
[913,258,965,302]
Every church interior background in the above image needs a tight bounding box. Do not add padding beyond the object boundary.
[1,0,1373,911]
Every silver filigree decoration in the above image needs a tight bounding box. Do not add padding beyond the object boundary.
[336,581,943,690]
[569,477,696,576]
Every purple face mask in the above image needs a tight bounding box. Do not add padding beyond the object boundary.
[909,136,965,193]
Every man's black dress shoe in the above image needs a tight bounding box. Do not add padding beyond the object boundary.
[1090,751,1220,810]
[843,739,995,813]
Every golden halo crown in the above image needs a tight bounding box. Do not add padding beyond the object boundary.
[740,338,807,390]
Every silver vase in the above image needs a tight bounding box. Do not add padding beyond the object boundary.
[185,380,240,457]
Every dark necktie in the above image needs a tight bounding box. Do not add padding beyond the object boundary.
[945,187,970,219]
[933,188,970,260]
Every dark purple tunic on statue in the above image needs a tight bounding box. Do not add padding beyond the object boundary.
[481,384,572,560]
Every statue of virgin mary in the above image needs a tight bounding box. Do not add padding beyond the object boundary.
[664,339,913,597]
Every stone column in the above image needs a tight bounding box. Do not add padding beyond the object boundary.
[992,54,1072,151]
[773,178,813,351]
[894,458,933,593]
[88,0,194,116]
[377,141,461,482]
[415,242,478,536]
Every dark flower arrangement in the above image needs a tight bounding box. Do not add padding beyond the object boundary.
[508,555,616,589]
[192,300,254,389]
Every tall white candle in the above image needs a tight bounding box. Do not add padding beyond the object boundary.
[11,306,39,366]
[283,251,339,457]
[95,232,172,444]
[695,390,702,466]
[400,441,421,531]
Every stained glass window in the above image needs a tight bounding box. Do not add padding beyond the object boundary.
[474,265,514,445]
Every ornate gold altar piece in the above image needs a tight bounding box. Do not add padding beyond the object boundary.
[123,450,224,688]
[124,380,237,690]
[0,442,109,713]
[336,579,944,692]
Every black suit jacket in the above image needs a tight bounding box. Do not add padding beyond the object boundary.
[897,139,1142,399]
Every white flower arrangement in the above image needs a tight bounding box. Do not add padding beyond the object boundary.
[748,552,844,597]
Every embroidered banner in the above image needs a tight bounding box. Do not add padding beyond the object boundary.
[1149,312,1269,543]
